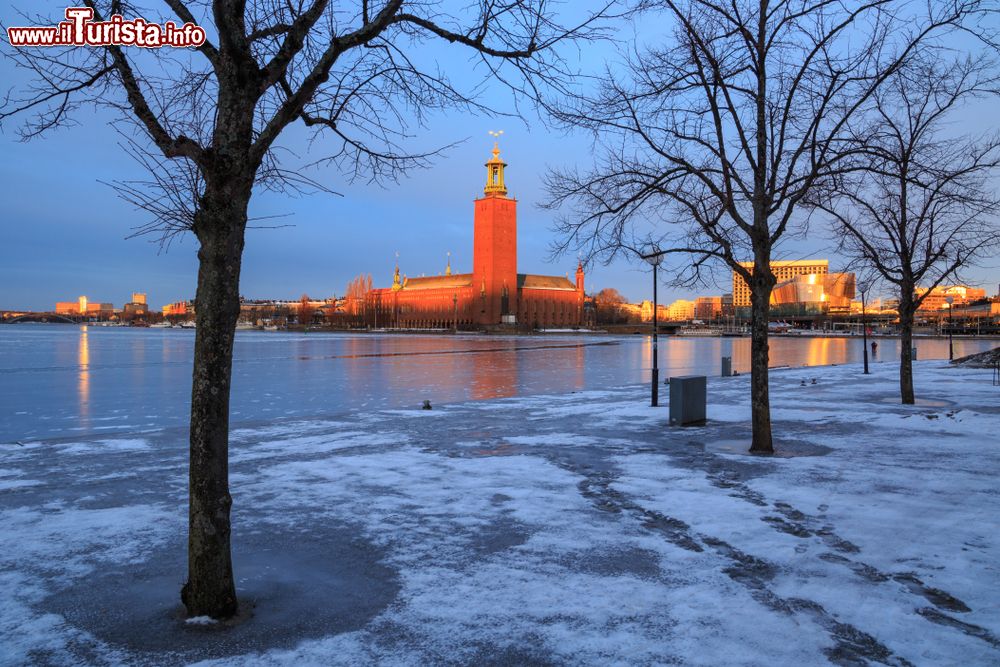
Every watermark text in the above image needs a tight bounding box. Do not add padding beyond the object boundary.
[7,7,206,48]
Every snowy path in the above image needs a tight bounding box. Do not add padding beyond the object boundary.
[1,360,998,665]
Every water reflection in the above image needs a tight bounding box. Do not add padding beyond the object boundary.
[78,326,90,429]
[471,347,519,400]
[2,325,996,442]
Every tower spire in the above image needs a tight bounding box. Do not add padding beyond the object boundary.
[484,130,508,197]
[446,251,452,276]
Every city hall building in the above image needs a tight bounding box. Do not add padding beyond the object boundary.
[365,142,585,329]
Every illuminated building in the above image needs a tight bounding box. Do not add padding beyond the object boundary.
[694,296,724,320]
[639,300,669,322]
[915,285,988,311]
[732,260,828,307]
[667,299,696,320]
[163,301,194,317]
[365,141,585,328]
[770,272,856,315]
[55,296,113,316]
[123,292,149,317]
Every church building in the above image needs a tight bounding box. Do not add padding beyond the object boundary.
[365,141,585,329]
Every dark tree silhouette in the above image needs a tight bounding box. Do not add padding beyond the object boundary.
[808,54,1000,404]
[543,0,987,453]
[1,0,620,619]
[594,286,630,323]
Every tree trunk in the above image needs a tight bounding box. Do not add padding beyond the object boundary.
[748,285,774,453]
[898,295,916,405]
[180,180,250,619]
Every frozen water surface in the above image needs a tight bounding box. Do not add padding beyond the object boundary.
[1,324,995,442]
[1,347,998,665]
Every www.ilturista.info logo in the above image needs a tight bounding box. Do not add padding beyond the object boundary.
[7,7,206,48]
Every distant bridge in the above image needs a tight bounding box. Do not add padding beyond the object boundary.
[4,313,79,324]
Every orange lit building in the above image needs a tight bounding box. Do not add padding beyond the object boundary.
[163,301,194,317]
[365,142,585,329]
[915,285,988,311]
[732,260,829,307]
[770,272,856,314]
[55,296,114,316]
[694,296,724,320]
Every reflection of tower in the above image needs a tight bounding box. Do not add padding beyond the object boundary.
[473,136,517,325]
[470,347,519,400]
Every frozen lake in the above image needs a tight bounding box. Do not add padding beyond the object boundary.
[1,324,995,442]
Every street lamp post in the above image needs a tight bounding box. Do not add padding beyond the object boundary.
[945,296,954,360]
[858,281,870,375]
[453,293,458,332]
[641,249,665,406]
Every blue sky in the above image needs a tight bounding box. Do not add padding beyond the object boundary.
[1,2,998,312]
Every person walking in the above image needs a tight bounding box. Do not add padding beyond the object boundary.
[871,340,878,357]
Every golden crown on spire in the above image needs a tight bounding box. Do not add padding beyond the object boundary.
[484,131,508,196]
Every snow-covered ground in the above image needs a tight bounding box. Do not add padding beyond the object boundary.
[1,360,997,666]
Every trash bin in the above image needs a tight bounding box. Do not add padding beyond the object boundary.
[670,375,707,426]
[721,357,732,377]
[912,346,918,361]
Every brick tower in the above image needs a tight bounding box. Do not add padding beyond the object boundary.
[473,139,517,325]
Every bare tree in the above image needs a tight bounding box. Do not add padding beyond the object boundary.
[345,272,372,326]
[808,54,1000,404]
[543,0,985,453]
[594,286,629,324]
[298,292,312,324]
[1,0,620,619]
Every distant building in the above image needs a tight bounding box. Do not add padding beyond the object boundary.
[163,301,194,317]
[915,285,987,311]
[694,296,724,320]
[364,141,585,329]
[668,299,696,321]
[771,272,856,315]
[639,300,669,322]
[55,296,113,316]
[721,293,734,317]
[613,302,643,323]
[732,260,829,307]
[123,292,149,318]
[122,302,148,318]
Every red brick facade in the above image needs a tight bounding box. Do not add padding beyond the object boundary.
[366,143,585,329]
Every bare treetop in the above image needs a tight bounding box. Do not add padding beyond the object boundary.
[3,0,619,179]
[2,0,624,247]
[544,0,993,282]
[817,53,1000,299]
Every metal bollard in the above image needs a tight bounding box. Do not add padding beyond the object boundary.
[912,346,917,361]
[721,356,732,377]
